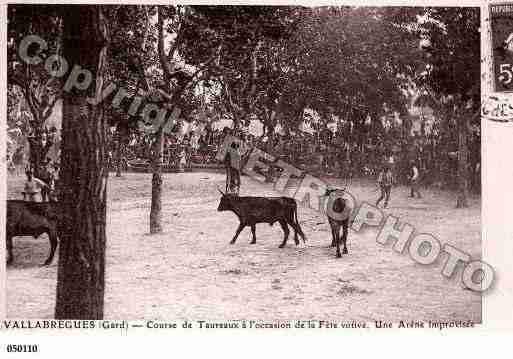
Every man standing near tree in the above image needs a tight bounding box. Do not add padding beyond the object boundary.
[22,168,49,202]
[228,142,241,195]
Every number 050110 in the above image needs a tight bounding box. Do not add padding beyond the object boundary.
[6,344,38,353]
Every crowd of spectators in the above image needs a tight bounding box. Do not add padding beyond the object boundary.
[107,120,480,192]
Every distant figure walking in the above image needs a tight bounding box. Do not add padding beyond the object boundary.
[409,161,422,199]
[179,147,187,171]
[376,165,394,208]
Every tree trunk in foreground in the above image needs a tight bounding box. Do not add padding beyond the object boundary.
[115,130,122,177]
[456,111,469,208]
[149,129,164,233]
[55,5,109,319]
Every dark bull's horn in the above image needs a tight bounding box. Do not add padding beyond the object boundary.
[217,186,225,195]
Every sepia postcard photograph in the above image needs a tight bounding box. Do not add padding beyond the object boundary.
[2,2,487,328]
[7,0,513,356]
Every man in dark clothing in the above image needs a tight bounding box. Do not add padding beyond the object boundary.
[376,165,394,208]
[409,161,422,198]
[223,148,231,193]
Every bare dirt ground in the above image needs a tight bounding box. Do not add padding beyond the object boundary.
[6,171,481,322]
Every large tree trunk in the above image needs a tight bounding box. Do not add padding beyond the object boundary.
[456,111,469,208]
[149,129,164,233]
[149,7,172,235]
[115,129,122,177]
[55,5,109,319]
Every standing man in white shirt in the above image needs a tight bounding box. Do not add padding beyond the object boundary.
[229,142,241,195]
[23,169,50,202]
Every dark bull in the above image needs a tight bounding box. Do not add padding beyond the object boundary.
[6,200,60,266]
[324,188,351,258]
[217,190,306,248]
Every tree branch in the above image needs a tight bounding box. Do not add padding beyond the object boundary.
[167,6,183,62]
[140,5,150,51]
[43,95,60,120]
[131,5,152,92]
[25,89,41,124]
[246,40,263,103]
[221,79,242,116]
[9,68,41,125]
[158,6,173,82]
[183,46,221,92]
[25,66,43,121]
[153,48,221,135]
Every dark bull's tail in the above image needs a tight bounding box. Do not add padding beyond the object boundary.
[293,202,306,243]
